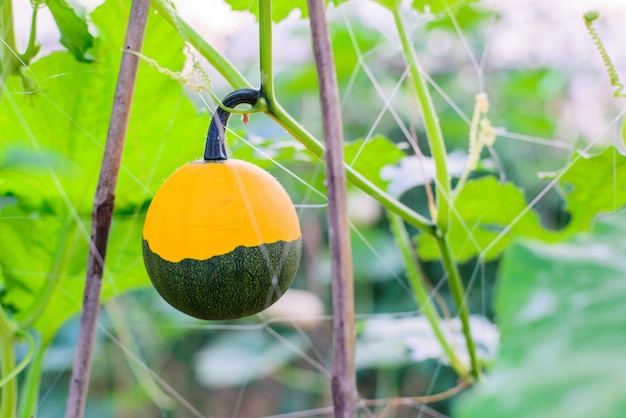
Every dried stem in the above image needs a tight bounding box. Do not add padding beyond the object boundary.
[64,1,150,417]
[306,0,357,416]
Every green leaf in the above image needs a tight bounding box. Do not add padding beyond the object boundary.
[344,135,405,190]
[416,176,557,262]
[454,210,626,418]
[559,146,626,232]
[225,0,306,22]
[412,0,477,14]
[224,0,347,23]
[47,0,95,62]
[0,0,210,341]
[371,0,400,11]
[357,315,498,370]
[380,152,466,197]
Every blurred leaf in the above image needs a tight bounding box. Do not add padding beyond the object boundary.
[0,0,209,341]
[225,0,347,23]
[491,70,567,140]
[381,151,466,197]
[0,147,66,171]
[424,2,492,32]
[371,0,400,11]
[559,146,626,232]
[351,227,403,282]
[416,176,558,262]
[195,330,304,387]
[455,210,626,418]
[0,196,17,210]
[47,0,94,62]
[344,135,405,190]
[413,0,477,14]
[357,315,498,370]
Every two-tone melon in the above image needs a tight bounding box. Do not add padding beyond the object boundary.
[142,89,302,320]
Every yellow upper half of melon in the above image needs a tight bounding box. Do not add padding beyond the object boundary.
[143,159,301,262]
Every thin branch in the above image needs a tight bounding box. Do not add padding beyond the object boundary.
[306,0,357,416]
[64,1,151,417]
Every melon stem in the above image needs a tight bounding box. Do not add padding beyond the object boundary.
[204,88,260,161]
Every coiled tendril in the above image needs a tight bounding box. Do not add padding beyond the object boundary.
[584,11,625,99]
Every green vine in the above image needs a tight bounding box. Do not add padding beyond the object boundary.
[0,0,17,99]
[18,2,42,65]
[435,234,481,380]
[151,0,251,90]
[0,305,18,418]
[388,212,470,379]
[0,0,41,99]
[258,0,275,103]
[584,11,625,99]
[390,5,480,380]
[18,340,46,418]
[0,331,35,390]
[392,6,451,233]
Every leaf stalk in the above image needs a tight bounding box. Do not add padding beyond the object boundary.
[0,305,17,418]
[388,213,470,379]
[392,6,451,233]
[435,235,481,380]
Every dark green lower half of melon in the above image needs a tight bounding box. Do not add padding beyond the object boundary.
[142,238,302,320]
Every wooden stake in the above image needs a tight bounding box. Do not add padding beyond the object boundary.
[306,0,357,416]
[64,1,150,416]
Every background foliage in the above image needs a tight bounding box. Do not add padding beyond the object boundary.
[1,0,625,417]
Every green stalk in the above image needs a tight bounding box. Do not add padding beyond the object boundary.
[0,331,35,389]
[18,340,46,418]
[435,235,480,380]
[388,213,469,379]
[0,305,17,418]
[0,0,18,98]
[150,0,251,90]
[18,4,41,64]
[392,6,450,234]
[390,5,479,379]
[258,0,275,101]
